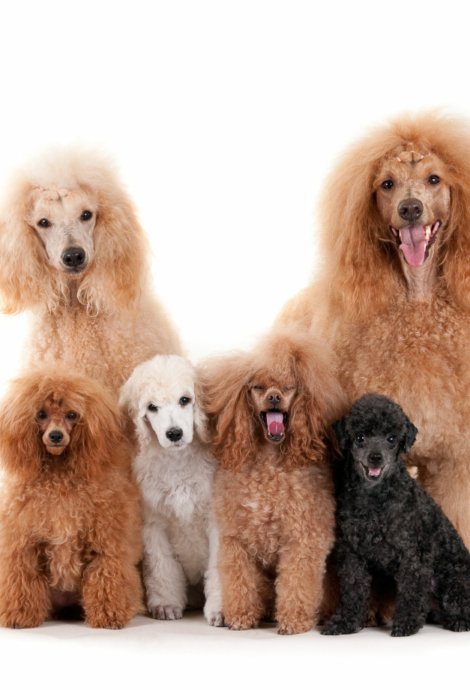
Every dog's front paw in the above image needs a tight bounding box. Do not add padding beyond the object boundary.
[277,621,312,635]
[226,614,259,630]
[149,605,183,621]
[86,610,130,630]
[205,610,225,627]
[391,619,422,637]
[321,615,362,636]
[442,617,470,633]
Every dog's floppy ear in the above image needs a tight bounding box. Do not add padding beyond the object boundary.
[332,416,349,454]
[403,419,418,453]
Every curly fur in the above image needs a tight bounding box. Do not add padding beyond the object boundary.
[0,150,181,392]
[323,394,470,637]
[201,326,345,634]
[278,112,470,547]
[120,355,223,626]
[0,370,143,629]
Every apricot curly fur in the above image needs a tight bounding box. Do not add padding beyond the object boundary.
[0,150,181,392]
[201,326,345,634]
[278,112,470,547]
[0,370,143,629]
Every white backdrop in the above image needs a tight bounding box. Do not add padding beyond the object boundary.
[0,1,469,687]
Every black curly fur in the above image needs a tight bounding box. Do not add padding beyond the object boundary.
[322,394,470,637]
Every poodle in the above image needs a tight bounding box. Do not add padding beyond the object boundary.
[120,354,223,626]
[0,150,181,393]
[323,394,470,637]
[0,370,143,629]
[201,326,344,634]
[278,112,470,548]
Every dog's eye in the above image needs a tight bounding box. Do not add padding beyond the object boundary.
[381,179,394,190]
[355,433,365,444]
[147,403,158,413]
[37,218,51,228]
[65,411,78,421]
[252,385,265,391]
[428,174,440,185]
[36,409,47,420]
[387,434,397,444]
[179,396,191,407]
[80,210,93,221]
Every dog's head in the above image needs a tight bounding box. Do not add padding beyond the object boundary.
[319,112,470,315]
[201,326,345,470]
[0,370,124,480]
[374,145,451,270]
[120,355,208,452]
[0,149,149,313]
[333,394,417,487]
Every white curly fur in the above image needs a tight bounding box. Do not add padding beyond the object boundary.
[120,355,223,626]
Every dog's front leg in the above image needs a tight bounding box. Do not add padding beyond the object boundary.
[219,535,268,630]
[391,555,431,637]
[203,517,224,626]
[0,540,50,628]
[143,522,187,620]
[321,547,372,635]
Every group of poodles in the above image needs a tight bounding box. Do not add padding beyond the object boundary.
[1,112,470,637]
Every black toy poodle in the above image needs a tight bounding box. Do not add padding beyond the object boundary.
[322,393,470,637]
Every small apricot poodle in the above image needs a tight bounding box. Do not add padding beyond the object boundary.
[202,326,344,634]
[0,370,143,629]
[323,394,470,637]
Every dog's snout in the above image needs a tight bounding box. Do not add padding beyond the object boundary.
[166,427,183,443]
[62,246,86,270]
[368,452,383,466]
[267,393,281,405]
[398,198,423,223]
[48,430,64,444]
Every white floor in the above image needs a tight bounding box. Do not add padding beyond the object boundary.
[1,612,467,690]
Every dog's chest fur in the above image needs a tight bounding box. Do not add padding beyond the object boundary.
[336,298,470,460]
[215,459,333,567]
[337,474,432,572]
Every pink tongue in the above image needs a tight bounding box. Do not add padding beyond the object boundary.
[368,467,382,477]
[398,226,427,268]
[266,412,285,436]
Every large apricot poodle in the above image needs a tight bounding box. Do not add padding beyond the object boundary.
[279,112,470,547]
[0,150,181,393]
[202,327,344,634]
[0,370,143,628]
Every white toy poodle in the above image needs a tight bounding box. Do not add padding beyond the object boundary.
[120,354,223,626]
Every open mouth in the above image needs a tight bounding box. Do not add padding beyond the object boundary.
[260,410,288,443]
[360,463,384,481]
[391,221,440,268]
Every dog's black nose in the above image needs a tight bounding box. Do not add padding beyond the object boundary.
[48,430,64,444]
[166,427,183,443]
[267,394,281,405]
[62,246,86,269]
[368,452,383,466]
[398,198,423,223]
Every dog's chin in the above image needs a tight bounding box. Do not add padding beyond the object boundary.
[160,440,189,451]
[45,444,67,457]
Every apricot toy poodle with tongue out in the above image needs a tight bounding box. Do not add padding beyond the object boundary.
[201,326,344,634]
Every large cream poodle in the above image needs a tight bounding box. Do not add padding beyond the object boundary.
[0,150,181,392]
[279,112,470,547]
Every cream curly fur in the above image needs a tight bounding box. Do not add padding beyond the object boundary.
[279,112,470,548]
[0,150,181,393]
[120,355,223,626]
